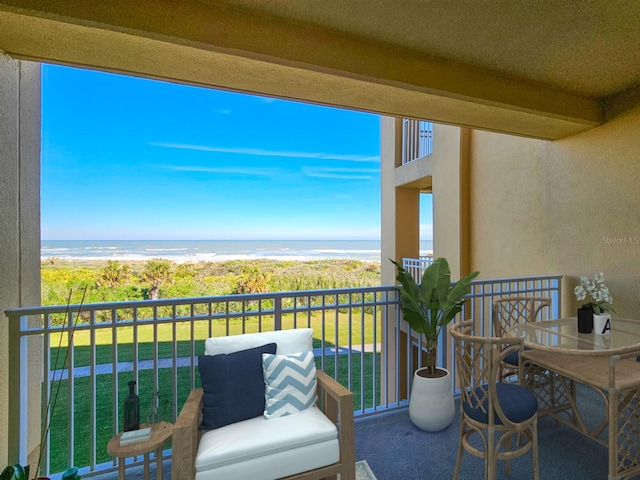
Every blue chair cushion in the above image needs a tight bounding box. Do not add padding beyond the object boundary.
[503,350,520,366]
[463,383,538,425]
[503,346,531,367]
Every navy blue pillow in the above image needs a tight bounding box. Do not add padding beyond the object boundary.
[198,342,277,430]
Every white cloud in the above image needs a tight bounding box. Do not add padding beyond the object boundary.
[301,166,378,180]
[159,165,276,176]
[307,173,375,180]
[150,142,379,162]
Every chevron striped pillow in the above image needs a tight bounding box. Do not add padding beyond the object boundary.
[262,351,318,419]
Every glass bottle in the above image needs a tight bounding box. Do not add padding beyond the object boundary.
[146,390,161,425]
[123,380,140,431]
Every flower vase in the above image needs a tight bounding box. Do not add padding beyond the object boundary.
[146,391,161,425]
[577,305,593,333]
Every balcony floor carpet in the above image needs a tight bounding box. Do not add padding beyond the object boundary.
[85,384,615,479]
[91,460,376,479]
[354,384,618,479]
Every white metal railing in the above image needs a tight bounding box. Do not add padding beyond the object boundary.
[5,275,561,478]
[399,260,562,398]
[402,255,433,281]
[6,286,398,478]
[448,274,562,402]
[402,119,433,165]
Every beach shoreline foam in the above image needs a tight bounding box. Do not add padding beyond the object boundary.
[42,239,434,264]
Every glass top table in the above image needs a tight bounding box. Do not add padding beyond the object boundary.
[509,317,640,479]
[508,317,640,356]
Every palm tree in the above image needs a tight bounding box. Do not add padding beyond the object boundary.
[141,258,173,300]
[97,260,131,287]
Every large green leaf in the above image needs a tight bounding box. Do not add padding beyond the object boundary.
[1,465,28,480]
[392,257,479,374]
[391,257,479,341]
[432,258,452,301]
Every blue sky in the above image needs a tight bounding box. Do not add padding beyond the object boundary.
[41,64,432,241]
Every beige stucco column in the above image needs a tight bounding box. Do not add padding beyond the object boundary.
[0,55,41,467]
[382,119,472,397]
[380,116,398,402]
[380,116,423,401]
[381,116,400,285]
[384,121,469,279]
[431,125,471,279]
[380,117,421,284]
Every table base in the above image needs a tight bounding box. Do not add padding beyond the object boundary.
[115,449,163,480]
[107,422,172,480]
[522,350,640,480]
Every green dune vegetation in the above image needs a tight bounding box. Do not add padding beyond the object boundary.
[41,258,382,306]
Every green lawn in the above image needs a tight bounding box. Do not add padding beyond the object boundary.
[51,312,381,366]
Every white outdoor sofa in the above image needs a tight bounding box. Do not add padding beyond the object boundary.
[171,328,355,480]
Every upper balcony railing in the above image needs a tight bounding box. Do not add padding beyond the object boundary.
[402,119,433,165]
[5,273,561,478]
[402,255,434,280]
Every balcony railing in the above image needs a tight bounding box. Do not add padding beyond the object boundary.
[401,119,433,165]
[5,274,561,478]
[398,263,562,399]
[402,255,433,281]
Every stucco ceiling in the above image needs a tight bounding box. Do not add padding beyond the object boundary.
[209,0,640,99]
[0,0,639,139]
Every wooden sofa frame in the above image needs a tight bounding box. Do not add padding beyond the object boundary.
[171,370,356,480]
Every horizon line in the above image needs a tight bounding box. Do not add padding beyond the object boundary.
[41,238,434,241]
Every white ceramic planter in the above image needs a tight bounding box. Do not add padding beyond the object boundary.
[593,313,611,335]
[408,367,455,432]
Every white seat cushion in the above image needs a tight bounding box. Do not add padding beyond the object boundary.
[195,406,338,479]
[204,328,313,356]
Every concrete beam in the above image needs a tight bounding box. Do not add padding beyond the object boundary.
[0,1,602,140]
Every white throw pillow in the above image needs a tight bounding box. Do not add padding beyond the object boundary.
[262,351,317,419]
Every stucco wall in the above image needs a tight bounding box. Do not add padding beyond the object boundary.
[0,57,41,467]
[380,116,400,286]
[470,131,550,276]
[432,125,464,279]
[469,106,640,317]
[0,53,19,468]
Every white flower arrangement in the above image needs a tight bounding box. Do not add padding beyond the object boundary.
[574,272,615,314]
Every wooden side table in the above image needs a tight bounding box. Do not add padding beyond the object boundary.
[107,421,172,480]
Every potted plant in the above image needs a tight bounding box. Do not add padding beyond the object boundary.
[574,272,615,334]
[391,257,479,431]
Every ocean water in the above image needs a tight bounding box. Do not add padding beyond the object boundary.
[41,239,434,264]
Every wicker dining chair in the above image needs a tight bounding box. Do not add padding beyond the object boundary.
[450,320,539,480]
[492,296,551,380]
